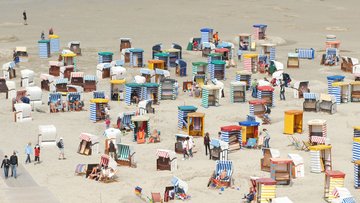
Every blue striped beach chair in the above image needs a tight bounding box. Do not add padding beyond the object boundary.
[209,160,233,187]
[49,93,64,112]
[93,91,105,99]
[67,92,83,111]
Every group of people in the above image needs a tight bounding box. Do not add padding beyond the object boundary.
[68,97,84,111]
[1,152,18,179]
[25,142,41,165]
[50,99,67,113]
[88,164,114,182]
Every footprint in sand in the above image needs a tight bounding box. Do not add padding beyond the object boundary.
[0,22,23,27]
[0,35,19,43]
[325,26,348,32]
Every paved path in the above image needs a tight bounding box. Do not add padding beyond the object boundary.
[0,151,59,203]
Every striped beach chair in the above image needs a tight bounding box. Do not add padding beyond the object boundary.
[210,160,233,187]
[48,93,64,112]
[67,92,82,111]
[93,91,105,99]
[74,164,87,175]
[296,48,315,59]
[116,143,135,167]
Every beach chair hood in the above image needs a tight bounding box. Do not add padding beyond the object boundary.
[171,176,188,194]
[134,75,146,84]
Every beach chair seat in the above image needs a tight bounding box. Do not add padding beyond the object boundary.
[245,138,257,149]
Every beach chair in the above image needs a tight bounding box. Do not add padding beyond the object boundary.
[209,160,233,188]
[85,164,99,178]
[245,138,257,149]
[99,156,118,183]
[287,136,303,150]
[74,164,87,176]
[151,193,163,203]
[116,143,136,167]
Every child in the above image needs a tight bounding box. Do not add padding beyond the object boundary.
[105,119,110,129]
[34,144,40,164]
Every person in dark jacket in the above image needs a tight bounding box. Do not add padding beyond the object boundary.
[204,132,211,157]
[23,10,27,25]
[57,138,65,160]
[1,155,10,178]
[10,151,18,178]
[108,140,116,159]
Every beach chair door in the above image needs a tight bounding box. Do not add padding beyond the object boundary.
[284,114,294,134]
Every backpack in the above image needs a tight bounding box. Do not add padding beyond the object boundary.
[57,141,62,148]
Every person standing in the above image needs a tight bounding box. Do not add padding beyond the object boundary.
[108,140,116,159]
[1,155,10,179]
[263,129,270,148]
[23,10,27,25]
[57,138,65,160]
[10,151,18,178]
[34,144,40,164]
[49,27,54,35]
[40,31,45,40]
[280,80,286,100]
[182,139,189,160]
[213,32,219,46]
[251,79,258,98]
[25,142,32,164]
[105,119,111,129]
[204,132,211,157]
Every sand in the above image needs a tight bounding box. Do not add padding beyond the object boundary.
[0,0,360,202]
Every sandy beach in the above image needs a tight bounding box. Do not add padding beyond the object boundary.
[0,0,360,202]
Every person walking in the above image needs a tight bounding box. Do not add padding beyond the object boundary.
[182,138,189,160]
[57,137,65,160]
[280,80,286,100]
[34,144,40,164]
[1,155,10,179]
[10,151,18,178]
[23,10,27,25]
[263,129,271,148]
[188,137,194,158]
[204,132,211,157]
[108,140,116,159]
[25,142,32,164]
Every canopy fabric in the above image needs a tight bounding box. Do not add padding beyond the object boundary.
[79,133,99,142]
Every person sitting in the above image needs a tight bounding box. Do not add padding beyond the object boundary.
[68,96,75,111]
[148,129,160,143]
[131,94,139,104]
[50,102,56,113]
[99,166,110,181]
[218,169,229,181]
[193,40,198,51]
[243,187,256,203]
[88,165,101,180]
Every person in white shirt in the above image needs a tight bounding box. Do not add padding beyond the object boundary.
[187,137,194,157]
[182,139,189,160]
